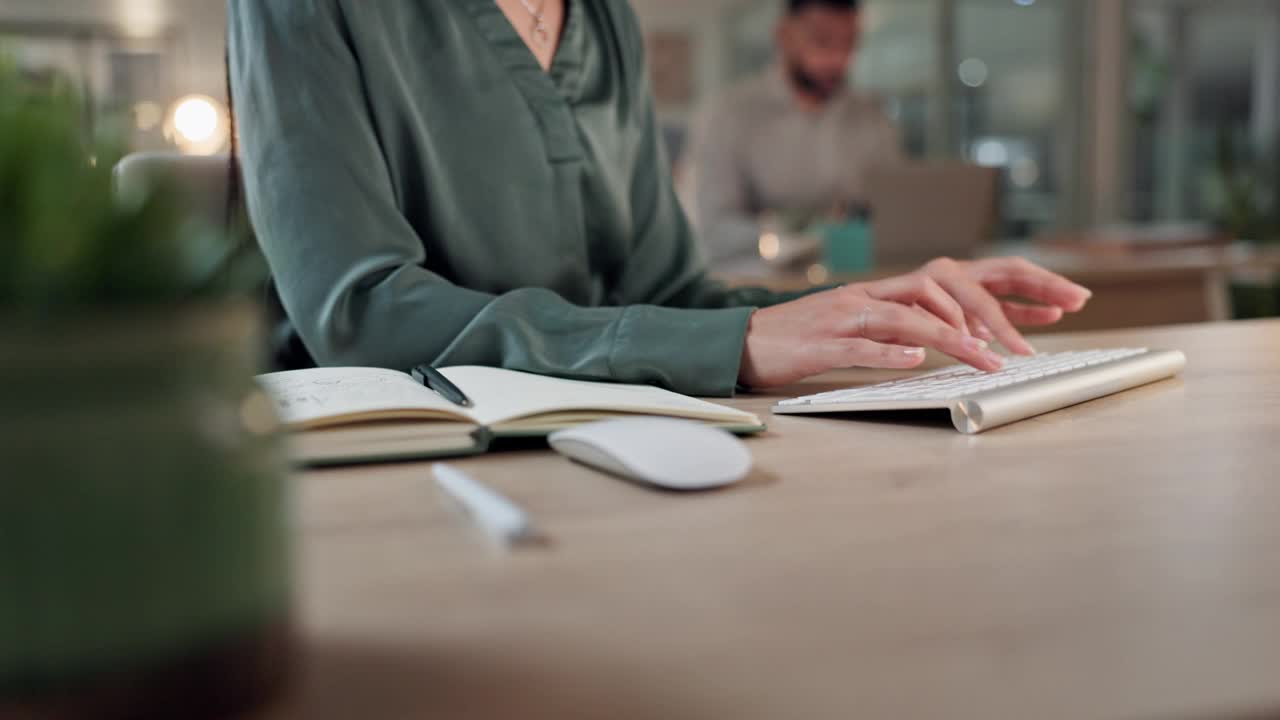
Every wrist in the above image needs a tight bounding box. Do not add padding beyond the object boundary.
[737,308,761,390]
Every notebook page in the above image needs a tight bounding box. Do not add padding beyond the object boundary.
[438,366,760,427]
[256,367,466,427]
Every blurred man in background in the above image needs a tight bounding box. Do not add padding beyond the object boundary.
[687,0,901,273]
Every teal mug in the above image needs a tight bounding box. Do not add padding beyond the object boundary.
[819,219,875,274]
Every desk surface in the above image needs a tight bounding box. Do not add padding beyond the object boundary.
[266,320,1280,720]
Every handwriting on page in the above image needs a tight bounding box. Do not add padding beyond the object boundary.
[268,375,395,407]
[256,368,433,424]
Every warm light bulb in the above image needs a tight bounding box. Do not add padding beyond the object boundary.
[174,96,218,142]
[165,95,229,155]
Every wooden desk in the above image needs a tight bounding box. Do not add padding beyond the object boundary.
[725,243,1280,333]
[263,320,1280,720]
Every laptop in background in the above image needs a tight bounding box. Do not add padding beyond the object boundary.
[866,162,1000,269]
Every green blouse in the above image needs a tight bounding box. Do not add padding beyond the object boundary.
[228,0,801,396]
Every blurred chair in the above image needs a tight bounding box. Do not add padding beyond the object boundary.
[113,151,235,231]
[114,151,301,367]
[113,150,264,293]
[867,162,1000,269]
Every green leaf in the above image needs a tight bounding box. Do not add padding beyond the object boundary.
[0,54,251,310]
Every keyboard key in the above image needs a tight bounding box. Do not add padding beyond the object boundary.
[781,349,1152,408]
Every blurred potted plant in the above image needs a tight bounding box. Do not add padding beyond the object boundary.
[0,56,291,718]
[1212,129,1280,318]
[1213,130,1280,245]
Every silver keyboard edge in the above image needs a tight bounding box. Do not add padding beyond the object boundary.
[770,349,1188,434]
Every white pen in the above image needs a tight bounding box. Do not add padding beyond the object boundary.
[432,463,548,548]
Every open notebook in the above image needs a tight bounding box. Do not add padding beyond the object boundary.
[256,366,765,466]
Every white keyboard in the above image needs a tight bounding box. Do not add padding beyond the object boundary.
[773,348,1187,434]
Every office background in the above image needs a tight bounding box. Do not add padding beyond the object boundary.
[3,0,1277,240]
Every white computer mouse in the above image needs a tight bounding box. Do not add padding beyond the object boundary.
[548,417,753,491]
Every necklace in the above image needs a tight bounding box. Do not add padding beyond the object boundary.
[516,0,551,48]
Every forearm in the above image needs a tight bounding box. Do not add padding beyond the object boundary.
[296,276,756,397]
[662,274,828,311]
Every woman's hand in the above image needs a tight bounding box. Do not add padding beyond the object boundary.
[738,257,1092,389]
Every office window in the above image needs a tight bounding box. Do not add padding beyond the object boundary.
[954,0,1073,236]
[854,0,938,158]
[1130,0,1280,228]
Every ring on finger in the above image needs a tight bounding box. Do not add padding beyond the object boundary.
[857,305,872,337]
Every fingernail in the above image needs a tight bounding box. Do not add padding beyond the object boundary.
[902,347,926,358]
[984,350,1006,368]
[964,337,990,353]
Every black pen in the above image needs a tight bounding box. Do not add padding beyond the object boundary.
[411,364,473,408]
